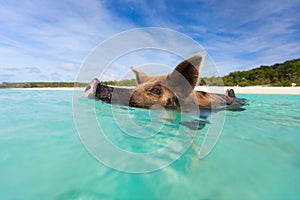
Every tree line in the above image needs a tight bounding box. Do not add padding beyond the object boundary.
[199,58,300,86]
[0,79,137,88]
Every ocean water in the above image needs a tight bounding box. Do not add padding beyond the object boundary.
[0,89,299,199]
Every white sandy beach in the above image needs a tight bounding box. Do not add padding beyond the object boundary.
[195,86,300,95]
[5,86,300,95]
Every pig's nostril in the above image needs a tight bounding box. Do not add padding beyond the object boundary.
[166,98,172,106]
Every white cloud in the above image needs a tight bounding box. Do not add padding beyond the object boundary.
[0,0,134,82]
[58,63,80,71]
[124,0,300,75]
[0,0,299,82]
[25,66,41,74]
[50,72,63,81]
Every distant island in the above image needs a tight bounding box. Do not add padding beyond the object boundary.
[0,80,137,88]
[0,82,88,88]
[1,58,299,88]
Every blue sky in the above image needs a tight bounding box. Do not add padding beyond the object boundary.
[0,0,299,82]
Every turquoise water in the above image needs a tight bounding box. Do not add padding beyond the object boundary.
[0,89,299,199]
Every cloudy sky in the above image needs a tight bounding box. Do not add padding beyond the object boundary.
[0,0,299,82]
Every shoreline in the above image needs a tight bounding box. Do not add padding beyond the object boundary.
[2,86,300,95]
[195,86,300,95]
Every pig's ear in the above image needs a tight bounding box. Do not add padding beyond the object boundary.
[168,55,202,90]
[131,67,151,84]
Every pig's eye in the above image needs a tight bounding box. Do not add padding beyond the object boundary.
[149,86,162,97]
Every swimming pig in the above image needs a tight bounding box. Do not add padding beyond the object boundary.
[129,55,246,110]
[84,55,247,111]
